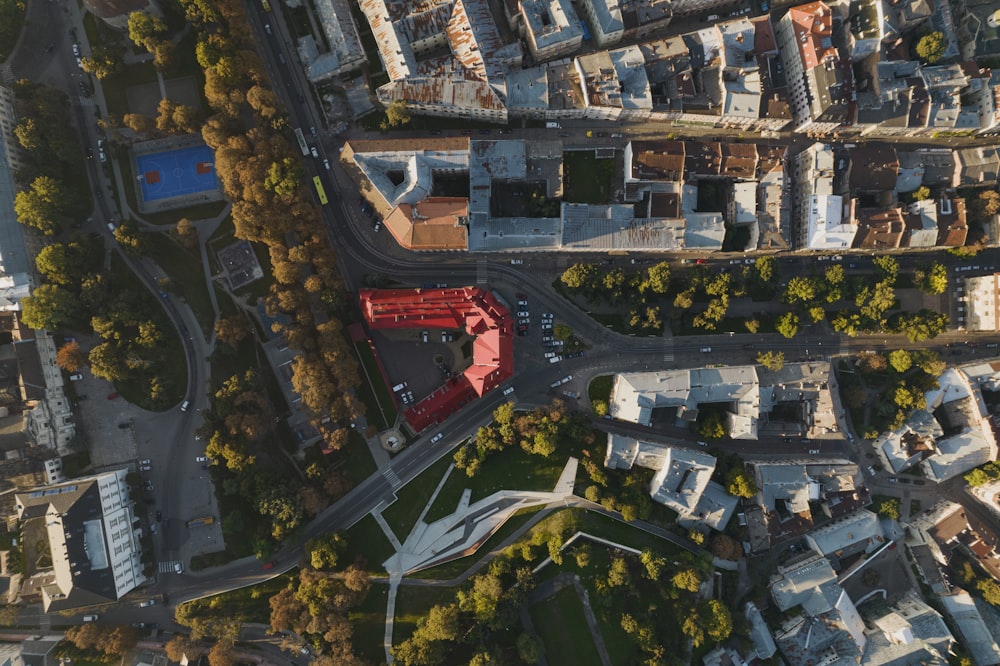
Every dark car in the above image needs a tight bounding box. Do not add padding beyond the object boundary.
[517,329,528,336]
[914,480,926,485]
[430,130,442,135]
[118,423,130,429]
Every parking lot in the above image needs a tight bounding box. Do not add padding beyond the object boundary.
[373,329,469,407]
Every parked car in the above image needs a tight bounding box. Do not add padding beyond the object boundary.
[516,311,529,318]
[138,599,155,608]
[196,456,209,463]
[431,433,443,443]
[140,459,151,465]
[510,259,523,265]
[69,373,83,381]
[139,465,152,472]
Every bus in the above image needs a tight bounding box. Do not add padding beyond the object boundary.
[294,127,308,156]
[261,0,272,11]
[313,176,328,205]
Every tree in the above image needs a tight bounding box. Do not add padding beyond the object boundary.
[56,341,86,372]
[165,635,201,662]
[553,323,573,341]
[421,604,460,641]
[14,175,66,235]
[776,311,800,339]
[176,218,199,249]
[912,185,931,201]
[688,529,705,545]
[701,599,733,642]
[80,46,123,79]
[699,411,726,440]
[873,496,900,520]
[560,263,597,290]
[127,11,168,52]
[755,256,775,283]
[89,342,129,382]
[915,262,948,295]
[123,113,157,137]
[208,641,236,666]
[607,557,630,587]
[113,219,147,255]
[21,283,79,330]
[916,31,946,64]
[782,276,817,304]
[672,568,702,593]
[36,242,91,285]
[265,158,302,199]
[726,469,757,498]
[215,316,251,348]
[888,349,912,373]
[516,632,543,664]
[756,350,784,371]
[639,549,665,581]
[710,534,743,561]
[639,261,671,295]
[306,532,346,570]
[382,100,411,129]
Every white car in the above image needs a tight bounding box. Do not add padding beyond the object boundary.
[548,356,562,363]
[544,352,556,359]
[310,146,318,158]
[809,449,820,454]
[559,375,573,385]
[510,259,523,265]
[700,347,712,353]
[430,433,443,443]
[323,158,330,170]
[517,300,528,307]
[140,459,151,465]
[542,336,553,342]
[138,599,155,608]
[516,311,529,318]
[72,43,80,56]
[196,456,209,463]
[174,562,183,574]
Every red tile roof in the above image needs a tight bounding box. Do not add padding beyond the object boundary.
[358,287,514,431]
[787,1,836,71]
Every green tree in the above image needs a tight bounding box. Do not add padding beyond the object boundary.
[756,350,784,371]
[824,264,845,286]
[698,411,726,440]
[14,175,66,235]
[755,255,775,283]
[382,100,411,129]
[306,532,346,570]
[639,262,671,295]
[88,342,129,382]
[873,255,899,282]
[776,311,800,338]
[915,262,948,295]
[701,599,733,642]
[20,283,79,330]
[873,496,901,520]
[916,31,946,64]
[35,242,92,285]
[560,263,597,290]
[688,529,705,545]
[672,568,702,593]
[553,323,573,341]
[127,11,168,52]
[744,318,760,333]
[888,349,912,373]
[516,633,542,664]
[782,276,817,304]
[113,219,148,255]
[726,469,757,498]
[607,557,630,587]
[264,158,302,200]
[912,185,931,201]
[639,549,665,581]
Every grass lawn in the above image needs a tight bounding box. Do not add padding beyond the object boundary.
[588,375,613,403]
[563,152,615,204]
[146,232,216,338]
[349,584,389,664]
[330,429,378,488]
[142,201,228,227]
[101,59,160,117]
[177,568,297,624]
[382,454,454,542]
[423,445,567,524]
[530,586,603,666]
[392,585,456,643]
[353,340,397,430]
[344,514,397,575]
[0,0,26,63]
[591,312,630,334]
[108,255,187,409]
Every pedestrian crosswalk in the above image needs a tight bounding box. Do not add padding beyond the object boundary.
[383,467,402,489]
[159,560,181,574]
[662,340,674,364]
[476,260,488,285]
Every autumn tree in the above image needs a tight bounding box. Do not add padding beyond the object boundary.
[914,262,948,295]
[127,11,168,52]
[21,283,80,330]
[710,534,743,561]
[113,219,148,255]
[215,316,251,348]
[888,349,912,373]
[672,568,702,593]
[560,263,597,290]
[776,311,800,339]
[56,341,86,372]
[382,100,411,129]
[726,469,757,498]
[912,185,931,201]
[123,113,158,137]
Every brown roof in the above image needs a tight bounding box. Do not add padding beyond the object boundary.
[630,140,686,181]
[684,141,722,177]
[937,198,968,247]
[848,144,899,192]
[649,192,681,218]
[384,197,469,251]
[751,16,778,54]
[721,143,758,179]
[852,206,905,250]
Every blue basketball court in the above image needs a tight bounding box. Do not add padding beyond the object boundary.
[136,144,219,203]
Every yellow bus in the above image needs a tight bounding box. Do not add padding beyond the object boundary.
[261,0,272,11]
[313,176,328,205]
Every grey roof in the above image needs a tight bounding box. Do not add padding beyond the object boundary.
[860,594,954,666]
[940,592,1000,666]
[804,508,884,557]
[770,552,839,613]
[0,123,30,277]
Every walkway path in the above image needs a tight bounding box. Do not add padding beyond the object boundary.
[525,572,612,666]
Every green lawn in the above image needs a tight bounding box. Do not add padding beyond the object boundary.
[423,445,567,524]
[353,340,397,430]
[142,201,228,227]
[108,254,187,409]
[530,586,603,666]
[349,584,389,664]
[392,585,456,643]
[146,233,216,338]
[0,0,25,63]
[588,375,613,403]
[563,152,615,204]
[381,454,454,542]
[176,568,297,624]
[332,429,378,488]
[101,59,160,117]
[344,514,397,574]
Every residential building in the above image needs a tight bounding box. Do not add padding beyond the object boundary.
[743,601,777,660]
[519,0,583,61]
[793,142,855,249]
[803,508,885,566]
[873,366,997,481]
[574,0,672,48]
[574,47,653,121]
[16,636,61,666]
[940,592,1000,666]
[744,459,868,553]
[769,552,867,663]
[773,1,851,131]
[603,433,737,530]
[300,0,366,82]
[858,594,954,665]
[954,145,1000,188]
[15,470,146,612]
[964,273,1000,331]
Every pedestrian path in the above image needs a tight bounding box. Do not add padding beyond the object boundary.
[662,338,674,364]
[476,260,488,285]
[158,560,182,574]
[382,466,402,489]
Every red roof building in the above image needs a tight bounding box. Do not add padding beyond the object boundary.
[358,287,513,431]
